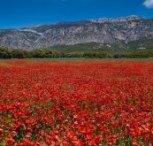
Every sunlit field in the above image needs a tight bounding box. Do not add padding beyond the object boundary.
[0,60,153,146]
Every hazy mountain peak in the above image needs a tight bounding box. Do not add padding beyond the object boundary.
[90,15,145,23]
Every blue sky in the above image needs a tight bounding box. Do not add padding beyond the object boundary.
[0,0,153,29]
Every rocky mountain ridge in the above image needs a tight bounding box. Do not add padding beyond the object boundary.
[0,16,153,49]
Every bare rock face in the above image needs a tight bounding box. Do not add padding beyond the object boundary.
[0,16,153,49]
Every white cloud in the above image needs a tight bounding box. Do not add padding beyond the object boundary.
[143,0,153,8]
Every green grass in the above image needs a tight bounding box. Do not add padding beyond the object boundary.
[16,57,153,62]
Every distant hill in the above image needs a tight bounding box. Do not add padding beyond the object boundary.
[0,16,153,49]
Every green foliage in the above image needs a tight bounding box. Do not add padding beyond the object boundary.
[113,49,153,59]
[0,44,153,59]
[31,48,65,58]
[127,39,153,50]
[123,49,153,58]
[83,51,111,58]
[0,46,31,59]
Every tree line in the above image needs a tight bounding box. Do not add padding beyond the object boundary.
[0,46,153,59]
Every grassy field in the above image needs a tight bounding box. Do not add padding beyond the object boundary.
[1,57,153,62]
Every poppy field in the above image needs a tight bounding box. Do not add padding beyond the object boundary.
[0,60,153,146]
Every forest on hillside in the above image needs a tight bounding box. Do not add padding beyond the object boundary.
[0,45,153,59]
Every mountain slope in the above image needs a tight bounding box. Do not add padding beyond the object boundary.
[0,16,153,49]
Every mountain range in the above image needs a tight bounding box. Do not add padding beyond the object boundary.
[0,15,153,50]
